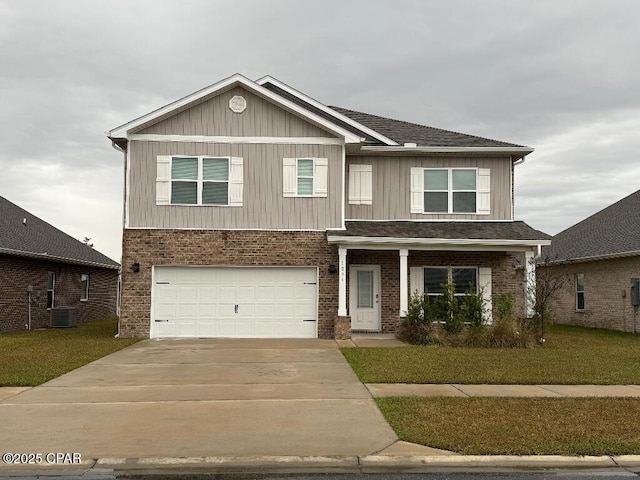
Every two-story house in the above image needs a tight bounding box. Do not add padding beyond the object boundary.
[108,73,550,339]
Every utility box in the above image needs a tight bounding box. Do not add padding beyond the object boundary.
[631,278,640,307]
[50,307,77,328]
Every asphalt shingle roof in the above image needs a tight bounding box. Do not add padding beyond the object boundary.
[330,107,525,148]
[0,196,119,269]
[543,189,640,263]
[329,221,551,241]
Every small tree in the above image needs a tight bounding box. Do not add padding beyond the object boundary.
[525,257,568,343]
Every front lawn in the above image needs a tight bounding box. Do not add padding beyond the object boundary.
[377,397,640,455]
[0,318,139,386]
[343,324,640,384]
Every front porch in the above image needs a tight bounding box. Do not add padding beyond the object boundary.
[327,221,551,339]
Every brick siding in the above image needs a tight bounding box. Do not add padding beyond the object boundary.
[0,255,119,333]
[120,229,339,339]
[541,256,640,333]
[349,250,527,333]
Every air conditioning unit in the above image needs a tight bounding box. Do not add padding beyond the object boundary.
[50,307,78,328]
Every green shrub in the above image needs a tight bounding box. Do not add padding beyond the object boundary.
[489,293,537,348]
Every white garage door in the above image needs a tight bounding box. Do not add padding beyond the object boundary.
[152,266,318,338]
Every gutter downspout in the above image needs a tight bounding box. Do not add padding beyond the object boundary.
[110,139,126,339]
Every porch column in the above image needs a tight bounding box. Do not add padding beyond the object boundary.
[399,248,408,317]
[524,249,536,317]
[338,247,348,316]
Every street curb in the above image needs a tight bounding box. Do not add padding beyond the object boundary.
[91,454,640,472]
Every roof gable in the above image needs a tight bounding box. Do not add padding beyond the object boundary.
[0,196,119,269]
[109,74,362,144]
[543,189,640,263]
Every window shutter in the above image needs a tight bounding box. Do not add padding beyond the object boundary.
[283,158,296,197]
[410,167,424,213]
[156,156,172,205]
[313,158,328,197]
[348,164,373,205]
[229,157,243,206]
[410,267,424,297]
[479,267,492,323]
[477,168,491,215]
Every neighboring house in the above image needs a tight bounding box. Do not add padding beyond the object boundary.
[0,196,120,333]
[540,189,640,333]
[108,73,550,340]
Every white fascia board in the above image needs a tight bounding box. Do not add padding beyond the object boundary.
[109,73,362,144]
[541,250,640,266]
[326,235,551,250]
[128,134,345,145]
[256,75,399,146]
[360,146,535,155]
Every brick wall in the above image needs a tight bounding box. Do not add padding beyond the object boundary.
[348,250,526,333]
[120,229,339,339]
[0,255,119,333]
[541,256,640,332]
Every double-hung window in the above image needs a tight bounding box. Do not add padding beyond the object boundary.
[282,157,328,197]
[171,157,229,205]
[411,167,490,215]
[424,267,478,298]
[80,274,90,301]
[47,271,55,309]
[575,273,585,311]
[424,168,477,213]
[156,155,243,207]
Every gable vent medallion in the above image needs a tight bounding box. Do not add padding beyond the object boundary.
[229,95,247,113]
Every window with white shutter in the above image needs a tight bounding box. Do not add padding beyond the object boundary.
[283,158,328,198]
[156,156,243,206]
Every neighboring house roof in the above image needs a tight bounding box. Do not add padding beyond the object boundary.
[542,189,640,264]
[0,196,120,269]
[328,221,550,248]
[330,106,524,148]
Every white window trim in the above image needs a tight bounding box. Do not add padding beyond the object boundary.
[47,271,55,310]
[283,157,328,198]
[423,167,478,214]
[159,155,243,207]
[296,158,314,197]
[80,274,89,302]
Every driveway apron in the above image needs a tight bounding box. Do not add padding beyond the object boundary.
[0,339,397,459]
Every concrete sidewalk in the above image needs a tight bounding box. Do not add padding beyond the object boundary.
[366,383,640,397]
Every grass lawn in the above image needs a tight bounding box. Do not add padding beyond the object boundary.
[377,397,640,455]
[342,324,640,384]
[0,318,139,386]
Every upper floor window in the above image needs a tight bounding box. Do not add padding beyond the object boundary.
[575,273,585,311]
[156,155,243,207]
[411,167,490,215]
[80,274,90,301]
[424,168,476,213]
[283,157,328,198]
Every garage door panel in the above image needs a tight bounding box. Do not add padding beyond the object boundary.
[153,267,317,338]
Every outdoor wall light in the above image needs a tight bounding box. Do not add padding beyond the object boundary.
[328,264,337,274]
[131,262,140,273]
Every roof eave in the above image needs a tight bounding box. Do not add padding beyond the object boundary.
[327,235,550,250]
[358,146,534,157]
[108,73,362,144]
[0,247,120,270]
[540,249,640,266]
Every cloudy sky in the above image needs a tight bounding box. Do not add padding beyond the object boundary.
[1,0,639,262]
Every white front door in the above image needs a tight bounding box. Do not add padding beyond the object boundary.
[349,265,381,331]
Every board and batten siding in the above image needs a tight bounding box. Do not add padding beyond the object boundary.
[346,156,513,221]
[127,141,343,230]
[135,87,335,138]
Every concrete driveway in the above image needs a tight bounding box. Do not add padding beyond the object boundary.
[0,339,397,460]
